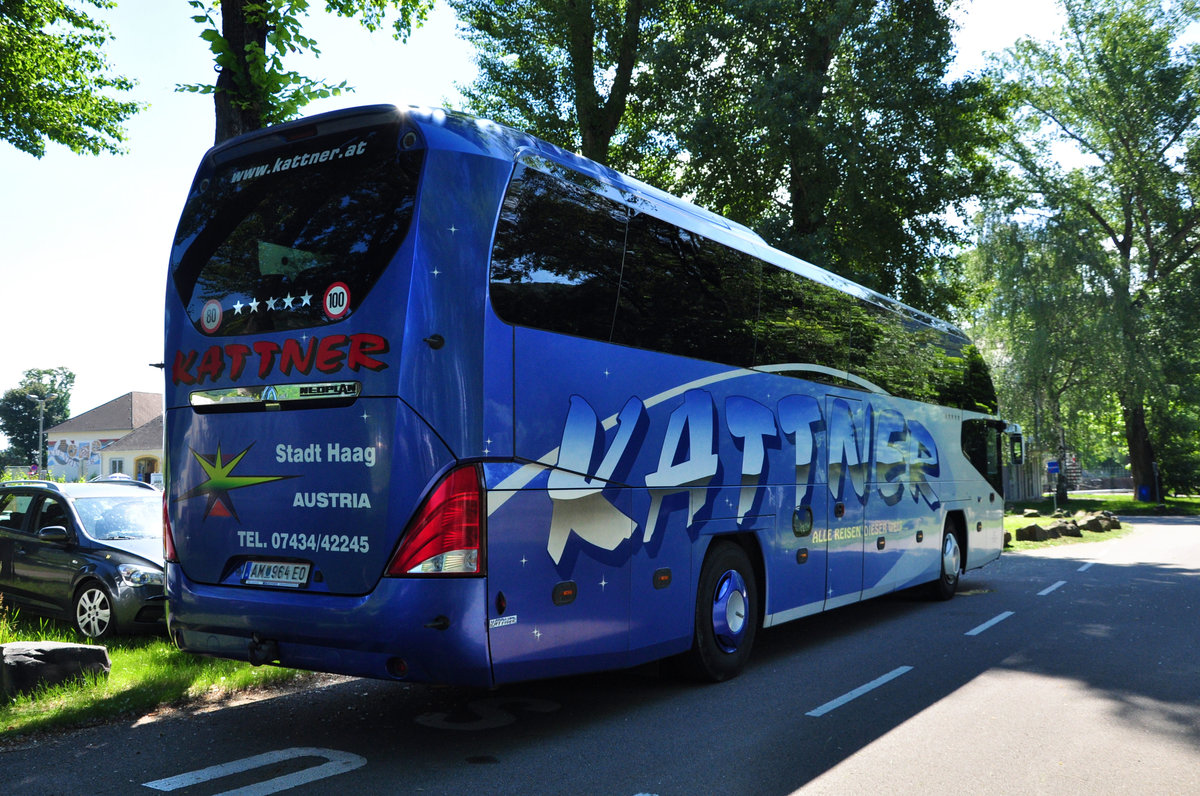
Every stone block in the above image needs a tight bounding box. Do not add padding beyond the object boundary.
[0,641,111,697]
[1015,524,1049,542]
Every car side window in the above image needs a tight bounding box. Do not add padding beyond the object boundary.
[35,497,69,532]
[0,491,34,532]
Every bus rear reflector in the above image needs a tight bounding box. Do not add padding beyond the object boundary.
[386,465,483,576]
[163,493,179,563]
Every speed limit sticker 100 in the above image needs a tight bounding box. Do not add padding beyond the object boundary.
[324,283,350,320]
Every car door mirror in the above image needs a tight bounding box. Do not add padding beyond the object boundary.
[37,526,70,544]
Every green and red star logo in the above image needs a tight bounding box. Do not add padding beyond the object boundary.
[181,443,294,520]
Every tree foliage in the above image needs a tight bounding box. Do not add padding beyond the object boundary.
[451,0,1003,316]
[181,0,434,143]
[966,204,1124,496]
[658,0,1003,314]
[990,0,1200,497]
[0,369,74,468]
[0,0,141,158]
[448,0,672,171]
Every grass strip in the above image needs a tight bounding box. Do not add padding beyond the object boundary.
[0,610,304,740]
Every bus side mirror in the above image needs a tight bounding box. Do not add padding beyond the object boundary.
[1010,434,1024,465]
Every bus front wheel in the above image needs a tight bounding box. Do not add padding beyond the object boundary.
[929,524,961,601]
[680,541,758,682]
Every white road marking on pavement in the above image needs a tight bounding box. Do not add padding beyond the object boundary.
[805,666,914,717]
[1078,562,1095,572]
[1038,580,1067,596]
[965,610,1015,636]
[142,747,366,795]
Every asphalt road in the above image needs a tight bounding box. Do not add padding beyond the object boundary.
[4,517,1198,795]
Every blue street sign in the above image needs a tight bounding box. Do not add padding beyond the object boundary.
[1047,461,1060,474]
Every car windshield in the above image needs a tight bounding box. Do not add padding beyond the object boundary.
[73,496,162,541]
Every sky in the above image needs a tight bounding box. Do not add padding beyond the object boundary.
[0,0,1063,447]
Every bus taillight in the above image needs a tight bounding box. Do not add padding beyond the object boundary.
[386,465,484,576]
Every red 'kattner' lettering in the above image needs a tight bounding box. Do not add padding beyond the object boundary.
[170,332,391,386]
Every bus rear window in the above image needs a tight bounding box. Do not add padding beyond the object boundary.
[170,123,424,336]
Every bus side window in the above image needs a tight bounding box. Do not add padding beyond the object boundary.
[962,419,1005,495]
[615,214,759,367]
[755,269,852,381]
[489,165,627,342]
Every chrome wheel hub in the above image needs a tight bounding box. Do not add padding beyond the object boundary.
[711,569,748,653]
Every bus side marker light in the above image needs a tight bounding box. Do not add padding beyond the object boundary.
[496,591,507,615]
[653,568,672,589]
[977,522,983,532]
[916,530,924,543]
[876,536,886,551]
[552,582,577,605]
[796,548,809,565]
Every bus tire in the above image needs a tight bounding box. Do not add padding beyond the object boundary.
[929,523,961,601]
[680,541,758,682]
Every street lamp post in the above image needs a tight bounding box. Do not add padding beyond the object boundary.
[26,393,57,476]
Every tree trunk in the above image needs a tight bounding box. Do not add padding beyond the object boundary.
[214,1,269,144]
[567,0,643,165]
[1122,398,1158,502]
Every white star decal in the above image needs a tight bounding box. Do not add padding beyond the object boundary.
[283,293,295,309]
[248,298,260,312]
[300,292,313,307]
[448,225,458,234]
[233,300,245,314]
[599,575,608,590]
[532,627,542,641]
[431,266,441,277]
[520,556,528,567]
[266,297,278,310]
[360,410,370,422]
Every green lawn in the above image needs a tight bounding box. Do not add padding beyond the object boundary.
[1007,492,1200,517]
[1002,492,1199,551]
[1,607,306,740]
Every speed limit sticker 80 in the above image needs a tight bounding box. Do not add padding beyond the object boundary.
[201,299,223,333]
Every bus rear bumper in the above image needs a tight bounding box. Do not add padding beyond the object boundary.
[166,564,493,687]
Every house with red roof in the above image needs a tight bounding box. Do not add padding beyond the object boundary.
[44,392,163,482]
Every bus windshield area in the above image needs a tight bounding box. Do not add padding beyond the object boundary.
[171,123,423,337]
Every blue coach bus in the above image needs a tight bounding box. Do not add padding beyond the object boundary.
[163,104,1009,685]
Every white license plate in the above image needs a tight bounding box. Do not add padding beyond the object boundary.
[241,560,311,588]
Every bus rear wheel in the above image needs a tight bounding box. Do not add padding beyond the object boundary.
[679,540,758,682]
[929,523,961,601]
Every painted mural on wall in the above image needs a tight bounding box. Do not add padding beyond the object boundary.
[46,439,113,481]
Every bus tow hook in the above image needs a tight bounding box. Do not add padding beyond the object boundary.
[248,634,281,666]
